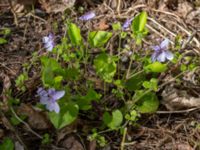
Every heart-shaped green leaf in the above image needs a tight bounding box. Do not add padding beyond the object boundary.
[136,92,159,113]
[88,31,112,47]
[67,23,82,46]
[49,103,79,129]
[0,138,14,150]
[145,62,167,73]
[94,53,117,83]
[103,109,123,129]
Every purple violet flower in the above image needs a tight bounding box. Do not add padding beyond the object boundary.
[151,39,174,62]
[42,33,55,51]
[37,88,65,113]
[122,18,134,30]
[79,11,96,21]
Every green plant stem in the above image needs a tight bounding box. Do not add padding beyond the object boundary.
[126,69,144,80]
[103,81,106,96]
[98,129,113,134]
[117,32,122,79]
[120,127,127,150]
[84,29,91,74]
[126,58,133,79]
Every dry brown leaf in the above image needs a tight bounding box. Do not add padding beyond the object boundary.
[186,7,200,23]
[39,0,75,13]
[87,77,105,90]
[17,104,52,130]
[57,123,77,142]
[177,1,193,18]
[15,141,24,150]
[0,72,11,111]
[89,140,96,150]
[176,143,193,150]
[60,135,84,150]
[17,0,37,6]
[94,20,109,30]
[161,86,200,111]
[8,0,37,13]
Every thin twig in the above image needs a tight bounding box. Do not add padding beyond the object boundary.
[117,0,121,14]
[182,30,197,49]
[0,62,17,75]
[0,110,28,150]
[8,0,18,26]
[148,17,176,37]
[156,107,199,114]
[146,24,174,44]
[10,107,43,139]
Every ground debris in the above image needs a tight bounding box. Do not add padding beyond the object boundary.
[60,135,84,150]
[162,86,200,111]
[17,104,52,130]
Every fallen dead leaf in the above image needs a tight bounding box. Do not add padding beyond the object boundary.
[0,72,11,111]
[17,104,52,130]
[93,20,109,30]
[60,135,84,150]
[17,0,37,6]
[87,77,105,91]
[15,141,24,150]
[57,123,77,143]
[89,140,96,150]
[176,143,193,150]
[177,1,193,18]
[39,0,75,13]
[161,85,200,111]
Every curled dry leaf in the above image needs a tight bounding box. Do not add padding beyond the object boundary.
[89,140,96,150]
[176,143,193,150]
[161,85,200,111]
[93,20,109,30]
[8,0,37,13]
[60,135,84,150]
[57,123,77,142]
[105,0,124,10]
[17,104,52,130]
[39,0,76,13]
[177,1,193,18]
[15,141,24,150]
[0,72,11,111]
[17,0,37,6]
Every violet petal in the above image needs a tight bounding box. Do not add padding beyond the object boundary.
[46,102,60,113]
[52,91,65,100]
[151,52,158,62]
[152,45,160,51]
[79,11,95,21]
[165,50,174,60]
[122,18,133,30]
[157,52,166,62]
[160,39,169,50]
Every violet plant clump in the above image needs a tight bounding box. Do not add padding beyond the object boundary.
[37,88,65,113]
[151,39,174,62]
[79,11,96,21]
[42,33,55,51]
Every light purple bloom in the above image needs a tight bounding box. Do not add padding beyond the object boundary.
[122,18,134,30]
[42,33,55,51]
[151,39,174,62]
[37,88,65,113]
[79,11,96,21]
